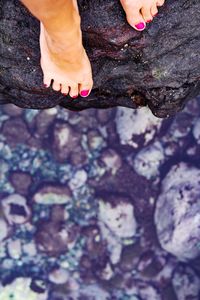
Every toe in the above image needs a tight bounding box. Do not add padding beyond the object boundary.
[151,5,158,17]
[52,81,61,92]
[79,81,93,98]
[127,11,146,31]
[69,85,79,99]
[120,1,146,31]
[61,84,69,96]
[43,75,51,88]
[141,6,153,23]
[157,0,165,7]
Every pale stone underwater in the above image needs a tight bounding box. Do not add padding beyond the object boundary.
[0,97,200,299]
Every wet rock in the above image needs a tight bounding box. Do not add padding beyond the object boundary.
[48,268,69,285]
[155,162,200,261]
[35,218,79,256]
[23,241,37,257]
[87,129,105,151]
[1,118,31,147]
[69,145,88,167]
[7,239,22,259]
[137,283,161,300]
[97,110,115,125]
[99,148,122,176]
[1,0,200,118]
[172,266,200,300]
[119,243,142,272]
[1,194,31,224]
[168,112,194,139]
[68,170,88,190]
[0,218,9,241]
[98,197,137,239]
[133,141,165,180]
[30,279,47,294]
[32,185,72,205]
[0,277,48,300]
[2,104,23,116]
[51,122,80,163]
[116,107,162,148]
[192,118,200,144]
[9,171,32,196]
[35,108,57,136]
[98,196,137,264]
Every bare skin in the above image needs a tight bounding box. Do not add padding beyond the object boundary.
[21,0,165,98]
[21,0,93,98]
[120,0,165,31]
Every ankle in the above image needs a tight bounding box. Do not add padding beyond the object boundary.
[42,21,83,55]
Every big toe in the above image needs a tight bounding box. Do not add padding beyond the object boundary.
[120,0,146,31]
[79,81,93,98]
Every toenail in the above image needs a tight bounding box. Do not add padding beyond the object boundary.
[135,22,146,30]
[80,90,90,97]
[146,20,152,23]
[153,13,158,17]
[43,84,48,88]
[63,93,67,96]
[72,95,78,99]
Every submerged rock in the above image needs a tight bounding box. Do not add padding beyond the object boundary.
[1,194,31,225]
[0,278,47,300]
[155,163,200,261]
[0,0,200,117]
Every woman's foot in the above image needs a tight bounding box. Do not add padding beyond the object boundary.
[40,2,93,98]
[120,0,165,31]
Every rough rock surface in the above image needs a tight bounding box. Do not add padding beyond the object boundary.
[155,163,200,261]
[0,0,200,118]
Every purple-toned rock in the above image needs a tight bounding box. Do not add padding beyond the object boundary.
[172,266,200,300]
[100,148,122,175]
[155,162,200,261]
[51,122,80,162]
[35,220,79,256]
[3,104,23,116]
[9,171,32,196]
[1,194,31,225]
[7,239,22,259]
[1,118,31,147]
[98,196,137,264]
[35,108,57,135]
[133,141,165,180]
[0,218,9,241]
[32,185,72,205]
[116,107,162,149]
[48,268,69,284]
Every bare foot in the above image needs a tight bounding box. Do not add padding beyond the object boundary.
[40,2,93,98]
[120,0,165,31]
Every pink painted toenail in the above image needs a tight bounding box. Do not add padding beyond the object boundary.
[43,84,48,88]
[63,93,67,96]
[72,95,78,99]
[80,90,90,97]
[153,13,158,17]
[135,22,146,30]
[146,20,152,23]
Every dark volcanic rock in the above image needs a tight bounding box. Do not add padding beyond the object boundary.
[0,0,200,118]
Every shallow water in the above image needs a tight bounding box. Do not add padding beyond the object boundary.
[0,97,200,300]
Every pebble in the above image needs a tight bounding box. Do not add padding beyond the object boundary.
[155,162,200,261]
[33,185,72,205]
[2,194,31,224]
[0,218,8,241]
[48,268,69,284]
[7,239,22,259]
